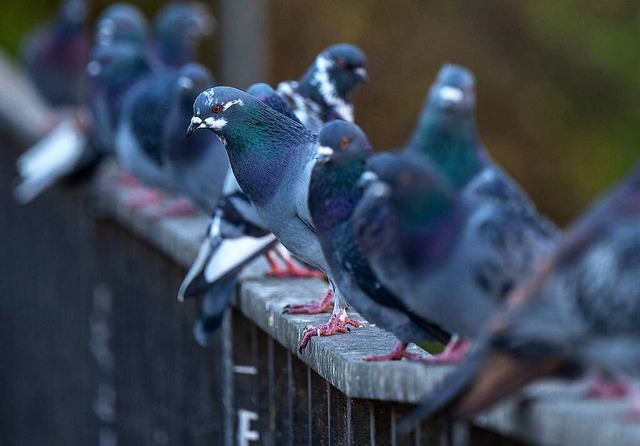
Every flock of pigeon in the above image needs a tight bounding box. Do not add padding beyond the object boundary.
[16,0,640,429]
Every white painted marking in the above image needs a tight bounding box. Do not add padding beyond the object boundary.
[237,409,260,445]
[439,85,464,103]
[233,365,258,375]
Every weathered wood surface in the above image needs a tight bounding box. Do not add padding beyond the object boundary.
[89,163,640,446]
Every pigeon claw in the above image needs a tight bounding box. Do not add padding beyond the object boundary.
[363,342,426,362]
[298,311,362,352]
[282,288,334,315]
[425,338,469,364]
[265,253,325,279]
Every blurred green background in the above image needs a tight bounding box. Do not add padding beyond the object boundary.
[3,0,639,224]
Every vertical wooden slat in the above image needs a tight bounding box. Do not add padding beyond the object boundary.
[328,384,350,445]
[309,367,330,445]
[270,334,292,445]
[350,399,373,446]
[290,353,311,443]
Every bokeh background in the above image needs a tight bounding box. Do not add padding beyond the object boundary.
[3,0,640,224]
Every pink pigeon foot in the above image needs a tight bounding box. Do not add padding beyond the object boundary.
[363,342,427,362]
[158,197,197,217]
[585,371,630,399]
[125,189,163,209]
[425,338,469,364]
[117,172,141,189]
[283,288,334,315]
[298,309,362,353]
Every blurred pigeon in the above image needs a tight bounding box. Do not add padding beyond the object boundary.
[353,155,557,361]
[152,1,215,69]
[399,161,640,427]
[14,42,151,203]
[163,63,228,213]
[187,86,362,350]
[247,82,301,123]
[95,3,149,49]
[277,43,368,133]
[352,64,559,361]
[308,121,451,360]
[21,0,91,106]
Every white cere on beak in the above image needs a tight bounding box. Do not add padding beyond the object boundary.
[354,67,368,78]
[317,146,334,157]
[86,60,101,77]
[178,76,194,90]
[203,116,227,130]
[360,171,379,184]
[190,116,203,128]
[438,86,464,103]
[222,99,244,111]
[367,181,391,198]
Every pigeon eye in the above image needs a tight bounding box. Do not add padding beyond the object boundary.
[336,58,347,68]
[211,104,222,113]
[340,137,349,148]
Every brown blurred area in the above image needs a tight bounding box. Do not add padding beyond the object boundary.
[3,0,640,224]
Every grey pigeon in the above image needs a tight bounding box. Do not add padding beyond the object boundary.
[94,3,149,49]
[187,86,362,350]
[277,43,368,133]
[353,155,557,357]
[351,64,558,362]
[399,160,640,427]
[152,1,215,69]
[163,63,228,213]
[14,41,151,203]
[21,0,91,106]
[308,120,451,360]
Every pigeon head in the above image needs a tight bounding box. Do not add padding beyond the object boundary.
[309,121,372,233]
[154,1,215,67]
[187,86,313,147]
[316,120,372,166]
[245,82,277,102]
[86,43,150,89]
[175,63,214,105]
[95,3,149,48]
[427,64,476,117]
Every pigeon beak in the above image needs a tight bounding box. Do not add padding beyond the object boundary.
[316,146,334,163]
[354,67,369,84]
[186,116,205,137]
[357,171,379,188]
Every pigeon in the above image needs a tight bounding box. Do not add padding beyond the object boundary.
[307,120,451,360]
[353,154,557,361]
[163,63,228,213]
[277,43,368,133]
[21,0,91,106]
[187,86,362,350]
[351,64,559,362]
[94,3,150,49]
[152,1,215,69]
[178,82,320,345]
[14,41,152,203]
[399,160,640,428]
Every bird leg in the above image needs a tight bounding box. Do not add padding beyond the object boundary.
[125,188,164,209]
[265,244,325,279]
[282,288,334,315]
[584,370,630,399]
[298,307,362,353]
[363,342,427,362]
[157,197,197,218]
[425,336,469,364]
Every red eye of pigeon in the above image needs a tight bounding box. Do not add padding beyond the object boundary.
[340,137,349,148]
[211,104,222,113]
[337,58,347,68]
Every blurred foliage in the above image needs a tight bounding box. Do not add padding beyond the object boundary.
[2,0,640,224]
